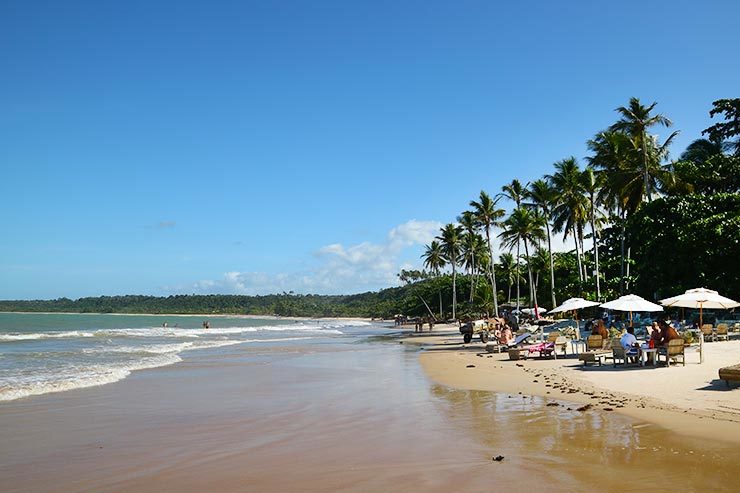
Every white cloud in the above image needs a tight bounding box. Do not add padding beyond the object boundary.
[172,219,443,295]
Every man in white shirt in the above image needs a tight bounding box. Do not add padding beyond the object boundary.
[620,326,639,361]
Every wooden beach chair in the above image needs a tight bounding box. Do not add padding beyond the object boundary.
[577,335,611,366]
[719,363,740,388]
[716,323,729,342]
[547,332,568,356]
[612,338,639,367]
[701,324,715,342]
[658,339,685,367]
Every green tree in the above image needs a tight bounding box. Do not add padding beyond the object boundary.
[499,207,546,311]
[497,179,528,309]
[421,241,445,276]
[671,138,740,194]
[524,179,558,308]
[438,223,463,319]
[609,97,679,202]
[702,98,740,156]
[469,191,506,316]
[628,193,740,301]
[497,252,519,304]
[548,157,589,287]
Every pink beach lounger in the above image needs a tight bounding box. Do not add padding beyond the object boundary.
[527,341,557,359]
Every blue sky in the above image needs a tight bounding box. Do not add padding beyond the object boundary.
[1,0,738,299]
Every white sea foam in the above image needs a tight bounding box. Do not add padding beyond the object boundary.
[0,331,97,341]
[0,322,346,342]
[0,354,182,402]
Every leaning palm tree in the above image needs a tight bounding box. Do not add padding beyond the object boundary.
[469,191,505,316]
[524,179,558,309]
[437,223,463,320]
[497,180,529,310]
[609,97,679,202]
[498,207,546,312]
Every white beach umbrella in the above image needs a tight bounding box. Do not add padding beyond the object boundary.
[547,298,600,337]
[521,307,548,315]
[660,288,739,328]
[548,298,600,314]
[600,294,663,325]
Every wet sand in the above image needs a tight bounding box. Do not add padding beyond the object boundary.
[409,325,740,445]
[2,333,740,491]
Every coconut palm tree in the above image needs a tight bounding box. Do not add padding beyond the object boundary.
[498,252,518,304]
[609,97,679,202]
[497,180,529,310]
[422,240,445,318]
[437,223,463,319]
[469,191,505,316]
[587,130,639,293]
[498,207,546,312]
[548,157,589,286]
[421,241,445,276]
[458,211,479,303]
[524,179,558,308]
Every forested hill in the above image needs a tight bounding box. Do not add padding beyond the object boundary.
[0,286,430,319]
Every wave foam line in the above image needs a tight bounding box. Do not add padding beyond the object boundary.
[0,354,182,402]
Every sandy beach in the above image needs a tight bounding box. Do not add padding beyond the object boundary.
[406,324,740,445]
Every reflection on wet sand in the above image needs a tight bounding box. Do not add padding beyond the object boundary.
[429,384,739,491]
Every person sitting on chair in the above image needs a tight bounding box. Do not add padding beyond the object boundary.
[591,319,609,340]
[499,325,514,346]
[658,320,680,346]
[620,326,640,362]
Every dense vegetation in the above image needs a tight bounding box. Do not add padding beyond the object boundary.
[0,287,444,319]
[420,97,740,318]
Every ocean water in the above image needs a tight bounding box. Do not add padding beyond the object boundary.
[0,312,372,402]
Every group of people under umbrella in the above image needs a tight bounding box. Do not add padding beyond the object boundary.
[543,288,739,363]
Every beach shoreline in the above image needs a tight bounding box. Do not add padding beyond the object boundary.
[0,311,374,322]
[402,325,740,446]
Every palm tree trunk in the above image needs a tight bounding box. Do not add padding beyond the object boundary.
[469,254,475,303]
[573,225,583,285]
[545,219,557,309]
[515,240,521,311]
[484,227,500,317]
[438,289,443,318]
[620,208,626,295]
[523,239,538,311]
[452,263,457,320]
[590,197,600,300]
[626,246,631,292]
[643,128,651,203]
[579,227,588,281]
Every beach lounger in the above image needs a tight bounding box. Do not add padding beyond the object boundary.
[719,364,740,388]
[506,333,534,360]
[526,341,557,359]
[716,324,729,342]
[657,339,685,367]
